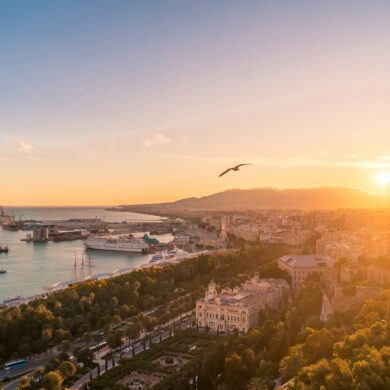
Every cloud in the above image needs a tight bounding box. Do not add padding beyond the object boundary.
[153,153,390,170]
[247,157,390,170]
[156,153,232,163]
[16,140,34,154]
[0,138,40,161]
[142,133,172,148]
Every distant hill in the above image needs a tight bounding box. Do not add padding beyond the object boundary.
[121,187,389,211]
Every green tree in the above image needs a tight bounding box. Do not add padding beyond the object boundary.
[76,348,94,367]
[107,330,123,350]
[247,377,271,390]
[41,328,53,351]
[60,339,70,354]
[224,353,247,390]
[19,376,31,389]
[112,315,122,328]
[59,360,77,379]
[125,322,141,341]
[42,371,63,390]
[83,331,92,346]
[200,344,225,388]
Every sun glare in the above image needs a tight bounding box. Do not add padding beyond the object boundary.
[375,171,390,188]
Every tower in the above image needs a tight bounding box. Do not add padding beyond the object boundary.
[206,280,218,299]
[218,228,229,247]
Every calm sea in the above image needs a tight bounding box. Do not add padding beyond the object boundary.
[0,207,169,302]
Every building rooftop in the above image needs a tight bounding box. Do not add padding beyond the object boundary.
[199,276,289,307]
[279,254,335,268]
[218,292,250,305]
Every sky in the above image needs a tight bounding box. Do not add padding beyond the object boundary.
[1,0,390,205]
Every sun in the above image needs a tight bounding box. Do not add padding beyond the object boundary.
[375,171,390,188]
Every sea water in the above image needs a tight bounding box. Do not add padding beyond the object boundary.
[0,207,169,302]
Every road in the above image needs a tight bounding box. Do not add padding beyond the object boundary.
[0,355,55,382]
[70,316,193,390]
[0,354,54,390]
[0,312,193,390]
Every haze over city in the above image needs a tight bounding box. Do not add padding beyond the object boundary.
[2,1,390,205]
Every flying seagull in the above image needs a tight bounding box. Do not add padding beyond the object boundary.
[219,164,252,177]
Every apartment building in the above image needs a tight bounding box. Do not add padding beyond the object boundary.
[278,254,335,289]
[224,224,260,242]
[316,237,362,262]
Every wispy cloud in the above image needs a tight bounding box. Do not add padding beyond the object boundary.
[16,140,34,154]
[142,133,172,148]
[0,138,40,161]
[156,153,232,163]
[153,153,390,170]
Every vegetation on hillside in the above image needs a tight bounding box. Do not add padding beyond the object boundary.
[0,244,289,364]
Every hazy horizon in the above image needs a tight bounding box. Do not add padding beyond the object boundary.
[2,185,387,208]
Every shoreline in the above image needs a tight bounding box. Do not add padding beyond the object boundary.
[1,248,222,310]
[0,208,171,305]
[106,206,184,220]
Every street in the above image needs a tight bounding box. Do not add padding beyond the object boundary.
[70,316,193,390]
[0,313,193,390]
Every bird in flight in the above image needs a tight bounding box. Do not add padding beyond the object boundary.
[219,163,252,177]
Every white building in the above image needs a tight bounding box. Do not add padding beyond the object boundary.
[225,224,260,242]
[278,255,335,289]
[316,235,362,262]
[173,234,191,247]
[196,274,289,333]
[200,228,229,249]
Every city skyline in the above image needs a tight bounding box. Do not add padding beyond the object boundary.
[2,1,390,205]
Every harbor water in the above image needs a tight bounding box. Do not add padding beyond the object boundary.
[0,207,170,302]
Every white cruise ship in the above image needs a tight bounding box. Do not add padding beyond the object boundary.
[149,248,190,263]
[84,235,149,253]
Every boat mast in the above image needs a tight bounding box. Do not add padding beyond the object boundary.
[74,252,77,280]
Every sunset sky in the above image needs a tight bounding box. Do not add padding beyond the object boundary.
[1,1,390,205]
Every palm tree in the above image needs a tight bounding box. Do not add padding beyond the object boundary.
[83,331,92,347]
[137,312,146,331]
[112,314,122,328]
[125,322,140,344]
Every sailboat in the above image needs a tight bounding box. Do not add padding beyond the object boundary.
[0,206,13,226]
[0,262,6,274]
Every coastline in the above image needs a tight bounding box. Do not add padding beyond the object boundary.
[106,206,186,220]
[1,248,222,309]
[0,208,170,303]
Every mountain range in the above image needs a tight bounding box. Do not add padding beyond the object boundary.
[121,187,390,211]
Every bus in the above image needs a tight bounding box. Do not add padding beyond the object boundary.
[89,341,108,353]
[4,359,27,370]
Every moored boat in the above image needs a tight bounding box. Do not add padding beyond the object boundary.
[149,248,190,263]
[84,234,149,253]
[0,245,9,253]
